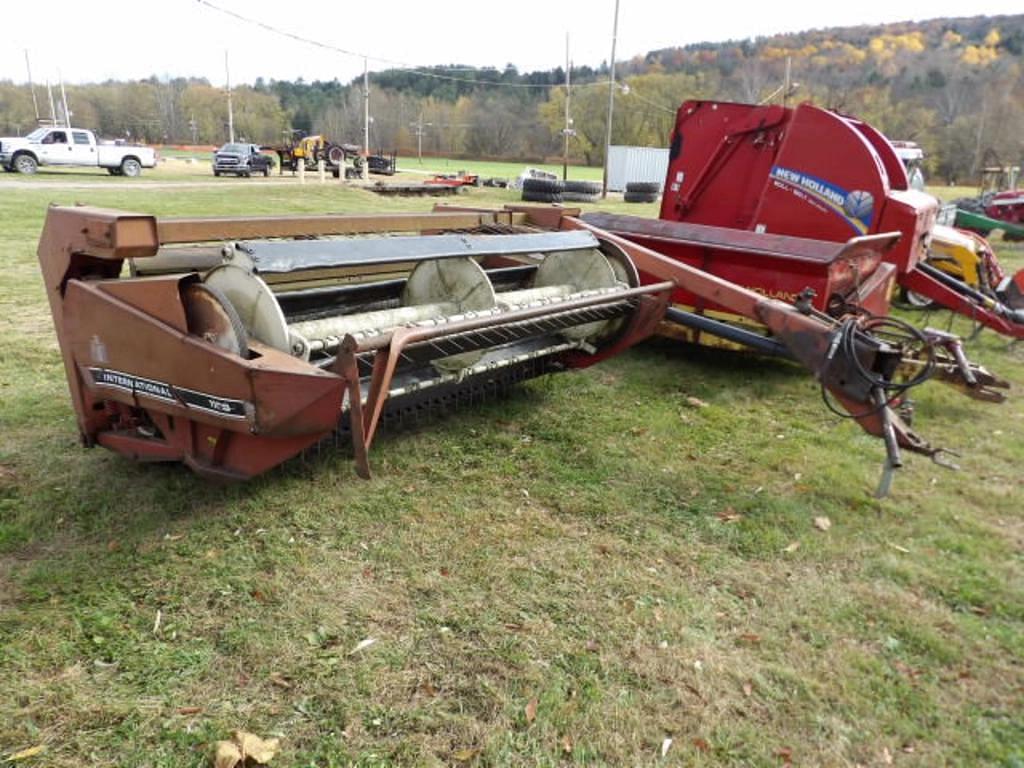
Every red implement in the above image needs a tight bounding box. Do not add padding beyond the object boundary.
[636,99,1024,339]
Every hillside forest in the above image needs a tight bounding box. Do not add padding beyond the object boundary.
[1,14,1021,183]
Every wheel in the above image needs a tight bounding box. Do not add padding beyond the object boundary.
[898,287,939,310]
[182,283,249,357]
[262,167,269,177]
[107,167,118,175]
[13,153,38,175]
[522,189,563,203]
[326,145,346,166]
[213,170,221,177]
[953,197,984,214]
[625,181,660,195]
[120,158,142,177]
[562,191,600,203]
[242,171,251,178]
[565,180,601,195]
[522,178,564,196]
[624,192,658,203]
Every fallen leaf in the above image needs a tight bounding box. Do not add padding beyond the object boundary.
[561,735,574,754]
[213,741,242,768]
[234,730,279,764]
[738,633,761,645]
[685,396,709,408]
[453,748,479,762]
[692,737,710,752]
[349,637,377,655]
[774,745,793,761]
[881,746,893,764]
[7,745,45,762]
[524,698,538,724]
[782,541,800,554]
[813,516,832,531]
[716,507,743,523]
[742,681,754,697]
[268,674,292,690]
[177,706,202,715]
[660,737,673,757]
[888,542,910,554]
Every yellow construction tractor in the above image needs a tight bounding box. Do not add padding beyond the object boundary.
[269,131,355,173]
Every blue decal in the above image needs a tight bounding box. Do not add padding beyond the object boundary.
[769,166,874,235]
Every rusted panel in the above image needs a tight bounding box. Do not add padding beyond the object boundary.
[98,275,191,333]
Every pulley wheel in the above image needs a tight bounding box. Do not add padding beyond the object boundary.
[204,263,292,355]
[182,282,249,357]
[403,257,497,372]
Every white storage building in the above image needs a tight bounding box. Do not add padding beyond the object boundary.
[607,145,670,193]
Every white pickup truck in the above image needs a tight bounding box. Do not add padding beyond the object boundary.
[0,126,157,176]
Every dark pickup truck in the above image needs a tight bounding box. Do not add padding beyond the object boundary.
[212,143,273,177]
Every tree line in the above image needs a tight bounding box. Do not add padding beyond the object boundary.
[1,14,1021,182]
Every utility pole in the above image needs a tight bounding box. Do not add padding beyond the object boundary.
[601,0,621,198]
[225,50,235,143]
[46,80,57,127]
[782,56,792,107]
[411,113,432,164]
[562,32,574,181]
[24,50,40,123]
[58,71,71,128]
[362,58,369,180]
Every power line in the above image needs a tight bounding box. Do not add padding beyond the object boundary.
[626,88,678,114]
[195,0,609,90]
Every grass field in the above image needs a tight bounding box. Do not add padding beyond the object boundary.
[0,180,1022,767]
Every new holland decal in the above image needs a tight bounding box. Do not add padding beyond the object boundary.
[769,165,874,235]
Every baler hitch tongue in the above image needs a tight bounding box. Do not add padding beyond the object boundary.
[810,314,996,497]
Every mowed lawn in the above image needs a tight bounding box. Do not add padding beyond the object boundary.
[0,181,1022,767]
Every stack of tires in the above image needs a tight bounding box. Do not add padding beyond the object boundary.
[563,180,602,203]
[521,178,602,204]
[624,181,661,203]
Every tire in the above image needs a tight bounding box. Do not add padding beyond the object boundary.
[898,287,939,310]
[564,180,601,195]
[243,172,251,178]
[262,167,269,177]
[522,178,564,195]
[13,153,38,175]
[326,145,346,166]
[120,157,142,177]
[522,189,563,203]
[562,192,600,203]
[2,165,13,173]
[213,170,221,177]
[625,181,661,195]
[107,167,118,176]
[624,192,658,203]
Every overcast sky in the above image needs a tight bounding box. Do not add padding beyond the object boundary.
[3,1,1022,86]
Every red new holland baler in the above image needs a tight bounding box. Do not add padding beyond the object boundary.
[591,99,1024,342]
